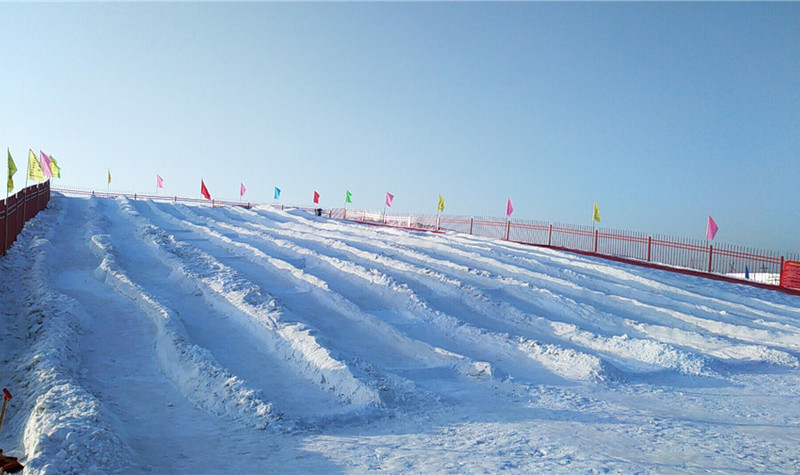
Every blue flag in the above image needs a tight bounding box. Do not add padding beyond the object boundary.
[274,187,281,200]
[745,265,749,280]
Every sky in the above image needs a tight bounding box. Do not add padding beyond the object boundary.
[2,2,798,252]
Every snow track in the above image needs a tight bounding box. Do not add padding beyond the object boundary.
[2,193,799,474]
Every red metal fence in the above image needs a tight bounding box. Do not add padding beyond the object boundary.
[1,181,51,255]
[329,207,800,292]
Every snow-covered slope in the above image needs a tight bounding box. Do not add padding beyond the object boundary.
[1,193,799,473]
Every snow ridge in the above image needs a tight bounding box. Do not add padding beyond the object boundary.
[85,199,281,430]
[122,200,381,407]
[216,207,607,382]
[5,199,138,474]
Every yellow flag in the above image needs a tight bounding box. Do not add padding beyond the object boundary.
[108,169,111,184]
[27,149,45,182]
[593,201,601,223]
[7,149,17,193]
[438,194,445,212]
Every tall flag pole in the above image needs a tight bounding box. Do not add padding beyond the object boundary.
[592,201,601,232]
[5,149,17,254]
[706,215,719,242]
[437,194,445,231]
[39,151,53,179]
[201,179,211,201]
[25,149,47,221]
[344,190,352,220]
[26,150,45,183]
[48,155,61,178]
[384,192,393,223]
[7,149,16,194]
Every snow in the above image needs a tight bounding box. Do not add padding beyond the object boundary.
[1,193,799,473]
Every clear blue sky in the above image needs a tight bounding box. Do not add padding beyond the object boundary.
[2,3,798,252]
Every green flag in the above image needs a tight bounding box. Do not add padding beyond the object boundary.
[438,194,445,212]
[7,149,17,192]
[345,190,352,204]
[49,155,61,178]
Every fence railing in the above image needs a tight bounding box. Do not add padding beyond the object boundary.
[1,181,51,255]
[51,186,255,209]
[327,207,800,292]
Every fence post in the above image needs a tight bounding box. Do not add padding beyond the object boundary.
[469,217,473,235]
[1,200,7,255]
[707,245,713,273]
[779,256,785,286]
[547,224,552,247]
[594,230,598,253]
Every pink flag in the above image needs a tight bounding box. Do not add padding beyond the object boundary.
[506,198,514,217]
[313,191,320,204]
[39,151,54,178]
[240,182,246,197]
[706,215,719,241]
[157,174,164,189]
[201,179,211,200]
[385,192,394,207]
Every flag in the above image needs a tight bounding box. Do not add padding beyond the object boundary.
[157,174,164,189]
[107,169,111,185]
[39,151,53,178]
[49,155,61,178]
[27,149,45,182]
[593,201,601,223]
[240,183,247,197]
[7,149,17,193]
[201,179,211,200]
[506,198,514,217]
[274,187,281,200]
[385,192,394,207]
[706,215,718,241]
[2,388,11,401]
[745,265,750,280]
[438,194,445,212]
[313,191,320,204]
[345,190,352,204]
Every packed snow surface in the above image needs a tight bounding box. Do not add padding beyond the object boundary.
[1,193,799,473]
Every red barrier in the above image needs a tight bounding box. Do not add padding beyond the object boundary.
[1,182,50,255]
[780,261,800,290]
[330,207,799,293]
